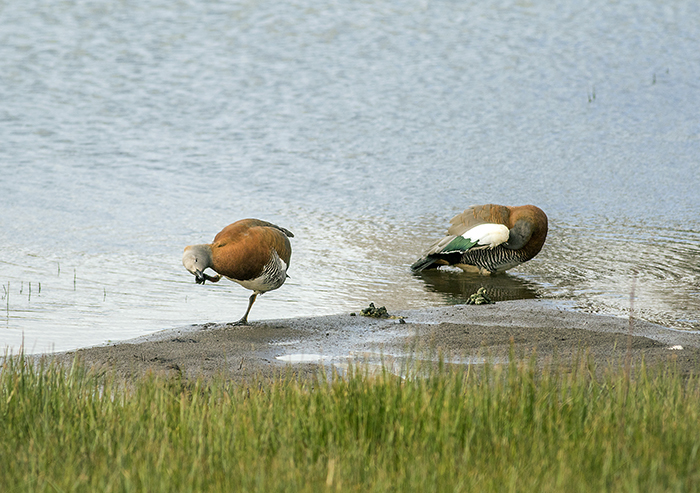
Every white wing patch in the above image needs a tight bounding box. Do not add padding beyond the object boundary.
[463,223,509,249]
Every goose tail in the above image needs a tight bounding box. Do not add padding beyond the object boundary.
[410,255,438,273]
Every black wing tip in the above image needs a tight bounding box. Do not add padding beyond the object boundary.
[273,225,294,238]
[410,256,437,273]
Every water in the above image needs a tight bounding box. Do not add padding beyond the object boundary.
[1,0,699,354]
[275,352,497,379]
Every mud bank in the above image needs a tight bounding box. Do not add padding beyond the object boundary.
[49,300,700,382]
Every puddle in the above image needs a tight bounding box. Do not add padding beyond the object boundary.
[274,349,506,381]
[275,353,330,363]
[334,352,506,378]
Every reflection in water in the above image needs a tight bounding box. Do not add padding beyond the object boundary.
[414,268,540,304]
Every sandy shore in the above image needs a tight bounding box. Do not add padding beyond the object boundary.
[51,300,700,383]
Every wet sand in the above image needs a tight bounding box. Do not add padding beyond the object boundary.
[51,300,700,383]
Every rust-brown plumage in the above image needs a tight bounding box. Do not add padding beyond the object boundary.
[183,219,293,325]
[411,204,548,274]
[209,219,293,282]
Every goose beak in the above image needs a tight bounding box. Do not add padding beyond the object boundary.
[194,271,222,284]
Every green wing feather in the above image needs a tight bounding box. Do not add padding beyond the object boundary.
[441,236,478,253]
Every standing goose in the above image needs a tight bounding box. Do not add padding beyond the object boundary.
[182,219,293,325]
[411,204,548,275]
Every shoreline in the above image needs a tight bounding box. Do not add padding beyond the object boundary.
[47,300,700,382]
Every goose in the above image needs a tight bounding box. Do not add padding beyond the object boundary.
[183,218,293,325]
[411,204,548,275]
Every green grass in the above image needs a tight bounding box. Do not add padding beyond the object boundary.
[1,352,699,492]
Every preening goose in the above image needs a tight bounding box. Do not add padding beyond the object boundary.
[183,218,293,325]
[411,204,548,275]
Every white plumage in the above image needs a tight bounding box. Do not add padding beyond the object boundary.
[462,223,510,249]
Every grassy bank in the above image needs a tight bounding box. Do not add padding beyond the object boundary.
[1,352,699,492]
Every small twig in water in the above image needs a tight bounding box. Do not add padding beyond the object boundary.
[588,86,596,103]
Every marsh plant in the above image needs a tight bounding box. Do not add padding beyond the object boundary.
[1,351,699,492]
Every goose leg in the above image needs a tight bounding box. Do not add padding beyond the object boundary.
[231,292,258,326]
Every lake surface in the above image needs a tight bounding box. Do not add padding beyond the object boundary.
[1,0,699,354]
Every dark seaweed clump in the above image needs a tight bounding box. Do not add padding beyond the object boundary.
[360,302,391,318]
